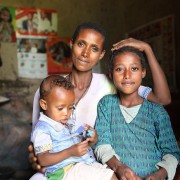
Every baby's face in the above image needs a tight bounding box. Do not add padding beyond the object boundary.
[43,87,75,125]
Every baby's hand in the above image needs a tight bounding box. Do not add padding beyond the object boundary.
[70,140,89,156]
[84,125,98,146]
[87,129,93,137]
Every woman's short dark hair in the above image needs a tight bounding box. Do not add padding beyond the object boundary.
[72,22,107,51]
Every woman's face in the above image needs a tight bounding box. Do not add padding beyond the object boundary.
[70,29,105,72]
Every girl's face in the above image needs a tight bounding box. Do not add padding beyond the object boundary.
[40,87,75,125]
[70,29,105,72]
[1,10,10,22]
[112,51,146,96]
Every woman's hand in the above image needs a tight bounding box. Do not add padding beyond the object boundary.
[28,144,46,173]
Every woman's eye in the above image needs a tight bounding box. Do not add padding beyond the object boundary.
[77,42,84,47]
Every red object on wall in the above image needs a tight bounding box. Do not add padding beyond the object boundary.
[46,37,72,74]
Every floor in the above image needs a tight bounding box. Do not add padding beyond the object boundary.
[0,168,34,180]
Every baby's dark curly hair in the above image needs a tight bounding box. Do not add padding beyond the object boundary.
[40,75,74,99]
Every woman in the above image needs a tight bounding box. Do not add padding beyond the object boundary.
[29,22,171,180]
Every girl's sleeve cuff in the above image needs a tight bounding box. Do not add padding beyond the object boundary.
[94,144,119,164]
[155,154,178,180]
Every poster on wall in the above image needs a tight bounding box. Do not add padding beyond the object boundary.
[17,37,47,78]
[15,8,58,37]
[46,37,72,74]
[126,15,177,92]
[15,7,58,79]
[0,6,16,42]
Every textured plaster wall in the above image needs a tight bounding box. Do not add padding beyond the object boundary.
[0,0,179,172]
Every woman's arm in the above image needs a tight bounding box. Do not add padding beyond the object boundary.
[32,88,41,128]
[112,38,171,105]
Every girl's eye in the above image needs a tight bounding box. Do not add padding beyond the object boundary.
[115,67,124,73]
[131,67,138,71]
[91,46,99,52]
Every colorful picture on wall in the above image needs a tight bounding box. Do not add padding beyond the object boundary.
[16,8,58,37]
[46,37,72,74]
[0,6,16,42]
[17,37,47,79]
[126,15,177,92]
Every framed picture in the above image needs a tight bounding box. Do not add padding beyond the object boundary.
[16,8,58,37]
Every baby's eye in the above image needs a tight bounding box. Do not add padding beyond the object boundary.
[57,107,63,111]
[69,106,74,110]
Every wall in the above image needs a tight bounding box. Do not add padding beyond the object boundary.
[0,0,179,175]
[116,0,180,96]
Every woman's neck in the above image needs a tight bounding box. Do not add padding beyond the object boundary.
[69,68,93,105]
[70,69,93,89]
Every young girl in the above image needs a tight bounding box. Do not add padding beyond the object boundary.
[94,46,179,179]
[31,75,117,180]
